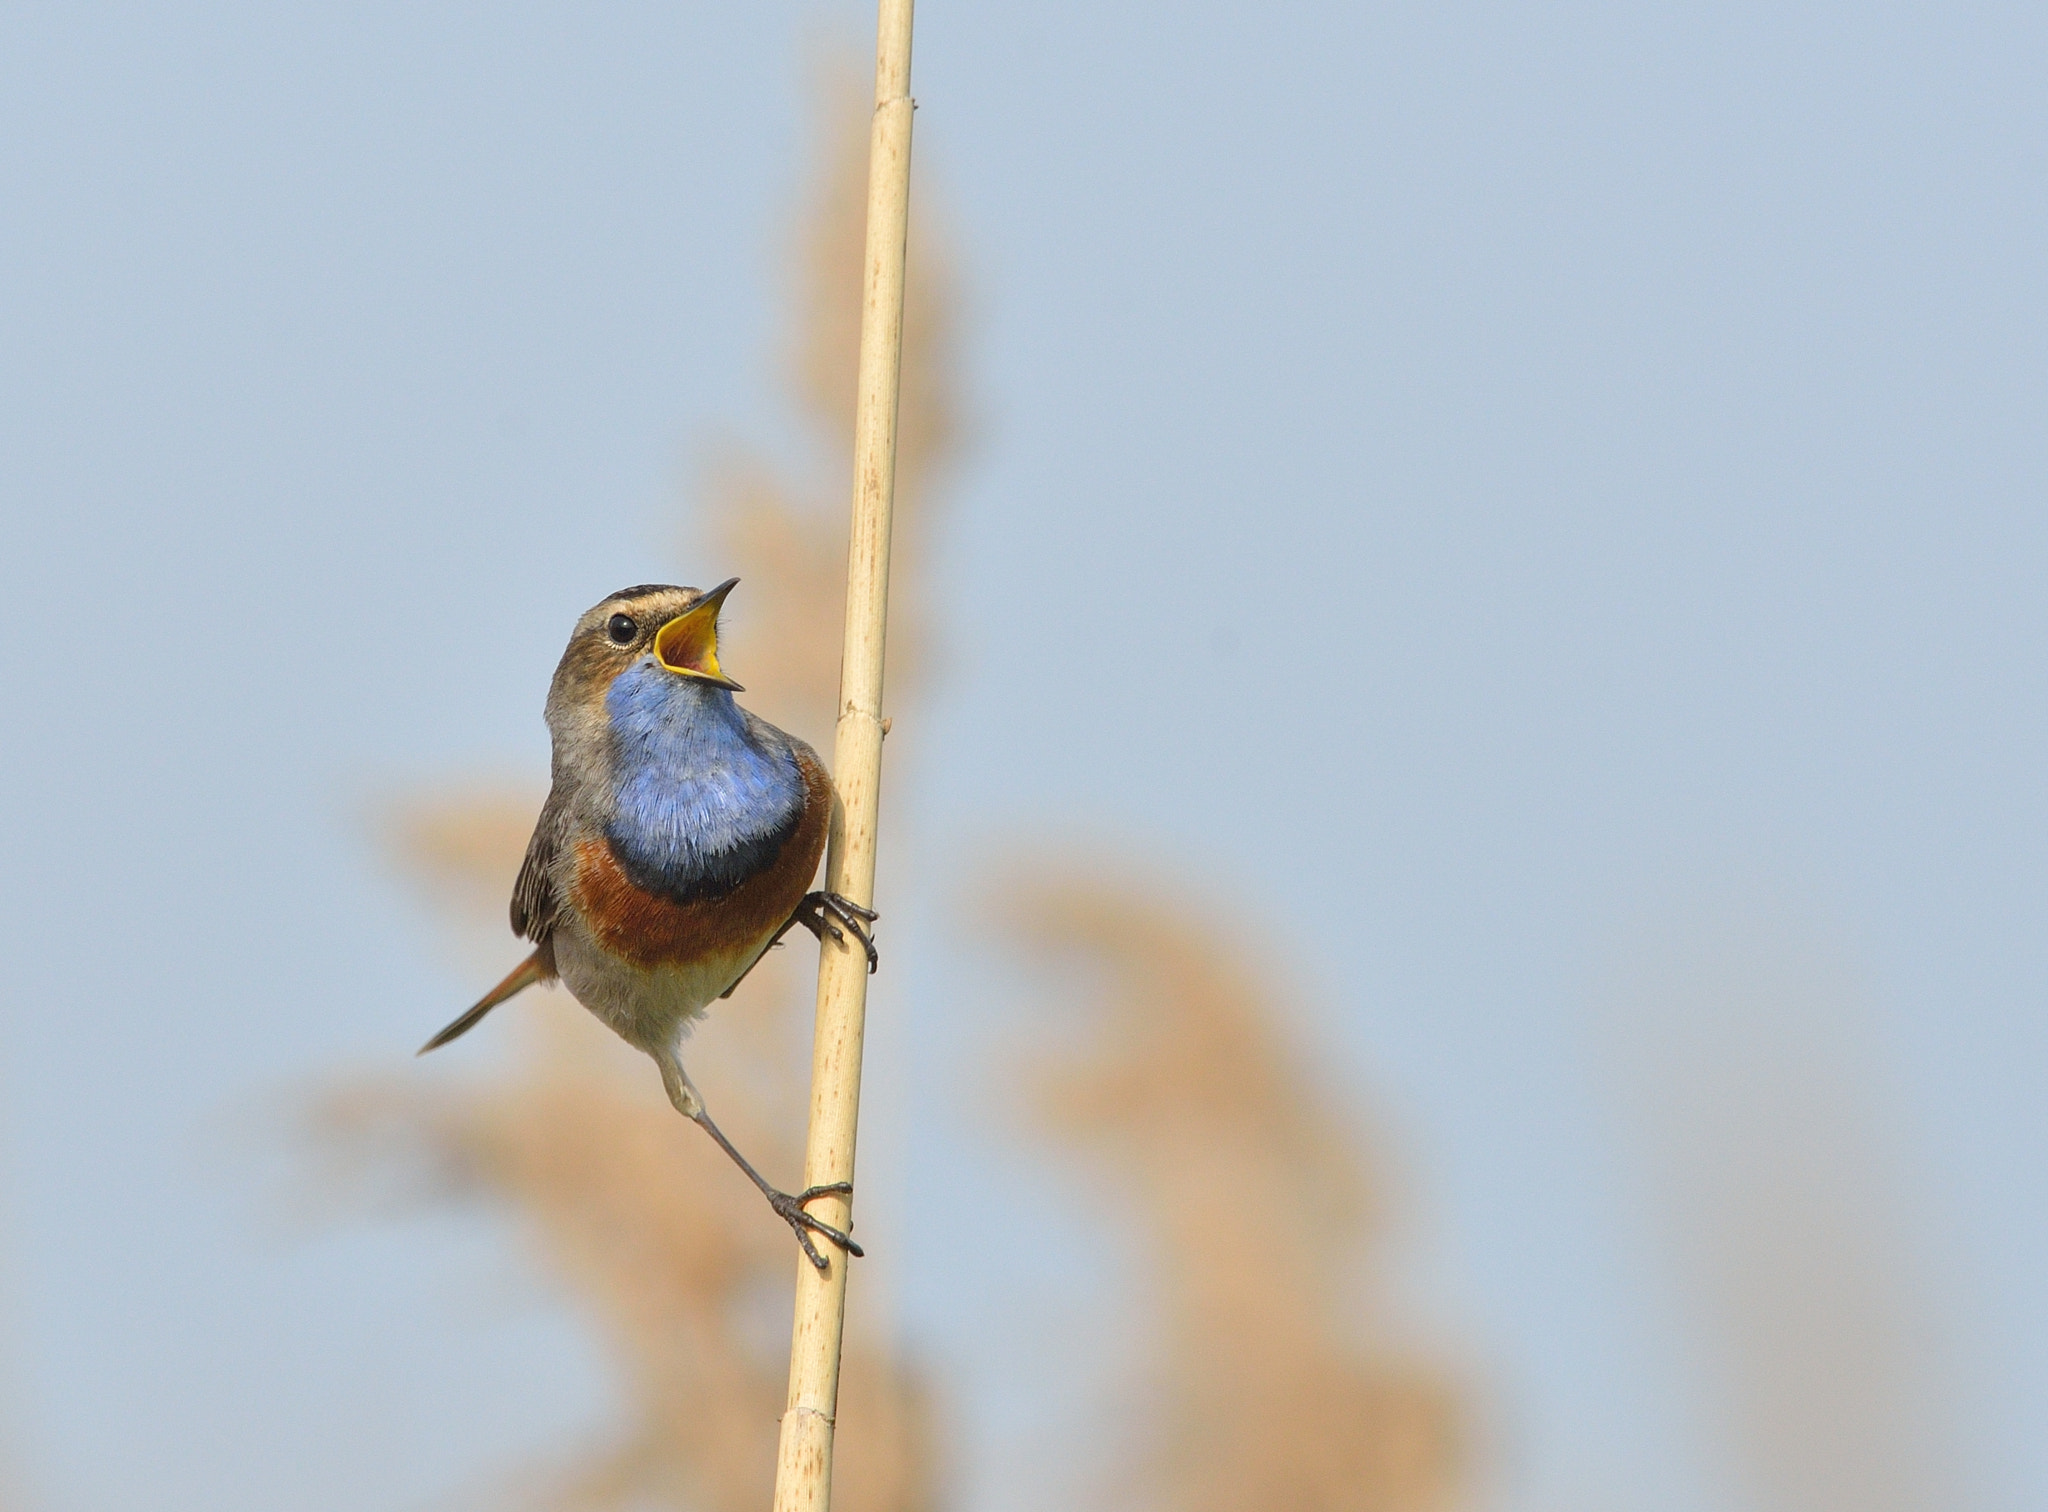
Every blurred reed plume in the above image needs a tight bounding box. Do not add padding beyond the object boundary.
[1002,878,1462,1512]
[312,74,956,1512]
[315,1001,932,1512]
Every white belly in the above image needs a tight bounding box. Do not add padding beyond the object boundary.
[551,923,762,1054]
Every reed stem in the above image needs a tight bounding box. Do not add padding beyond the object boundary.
[769,4,915,1509]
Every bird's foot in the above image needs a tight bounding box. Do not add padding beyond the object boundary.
[768,1181,863,1271]
[795,892,880,974]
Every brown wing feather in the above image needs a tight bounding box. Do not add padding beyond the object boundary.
[511,785,568,942]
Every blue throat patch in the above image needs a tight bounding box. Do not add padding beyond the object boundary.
[603,661,805,902]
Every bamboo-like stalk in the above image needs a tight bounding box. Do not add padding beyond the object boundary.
[769,4,915,1510]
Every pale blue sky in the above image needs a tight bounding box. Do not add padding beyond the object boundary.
[1,4,2043,1510]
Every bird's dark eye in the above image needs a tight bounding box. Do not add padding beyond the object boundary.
[606,613,638,645]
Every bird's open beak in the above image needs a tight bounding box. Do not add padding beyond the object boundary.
[654,578,744,691]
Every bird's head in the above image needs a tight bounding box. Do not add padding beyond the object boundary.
[552,578,745,708]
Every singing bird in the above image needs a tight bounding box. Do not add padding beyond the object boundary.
[419,580,876,1269]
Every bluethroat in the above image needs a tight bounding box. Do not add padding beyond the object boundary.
[420,580,876,1269]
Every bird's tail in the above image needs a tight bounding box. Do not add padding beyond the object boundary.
[417,948,552,1055]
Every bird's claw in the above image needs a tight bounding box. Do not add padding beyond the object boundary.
[769,1182,863,1271]
[798,892,880,974]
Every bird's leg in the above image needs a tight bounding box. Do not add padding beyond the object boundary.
[656,1057,862,1272]
[718,892,879,1000]
[693,1113,862,1273]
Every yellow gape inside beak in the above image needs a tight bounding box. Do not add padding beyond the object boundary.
[654,578,744,691]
